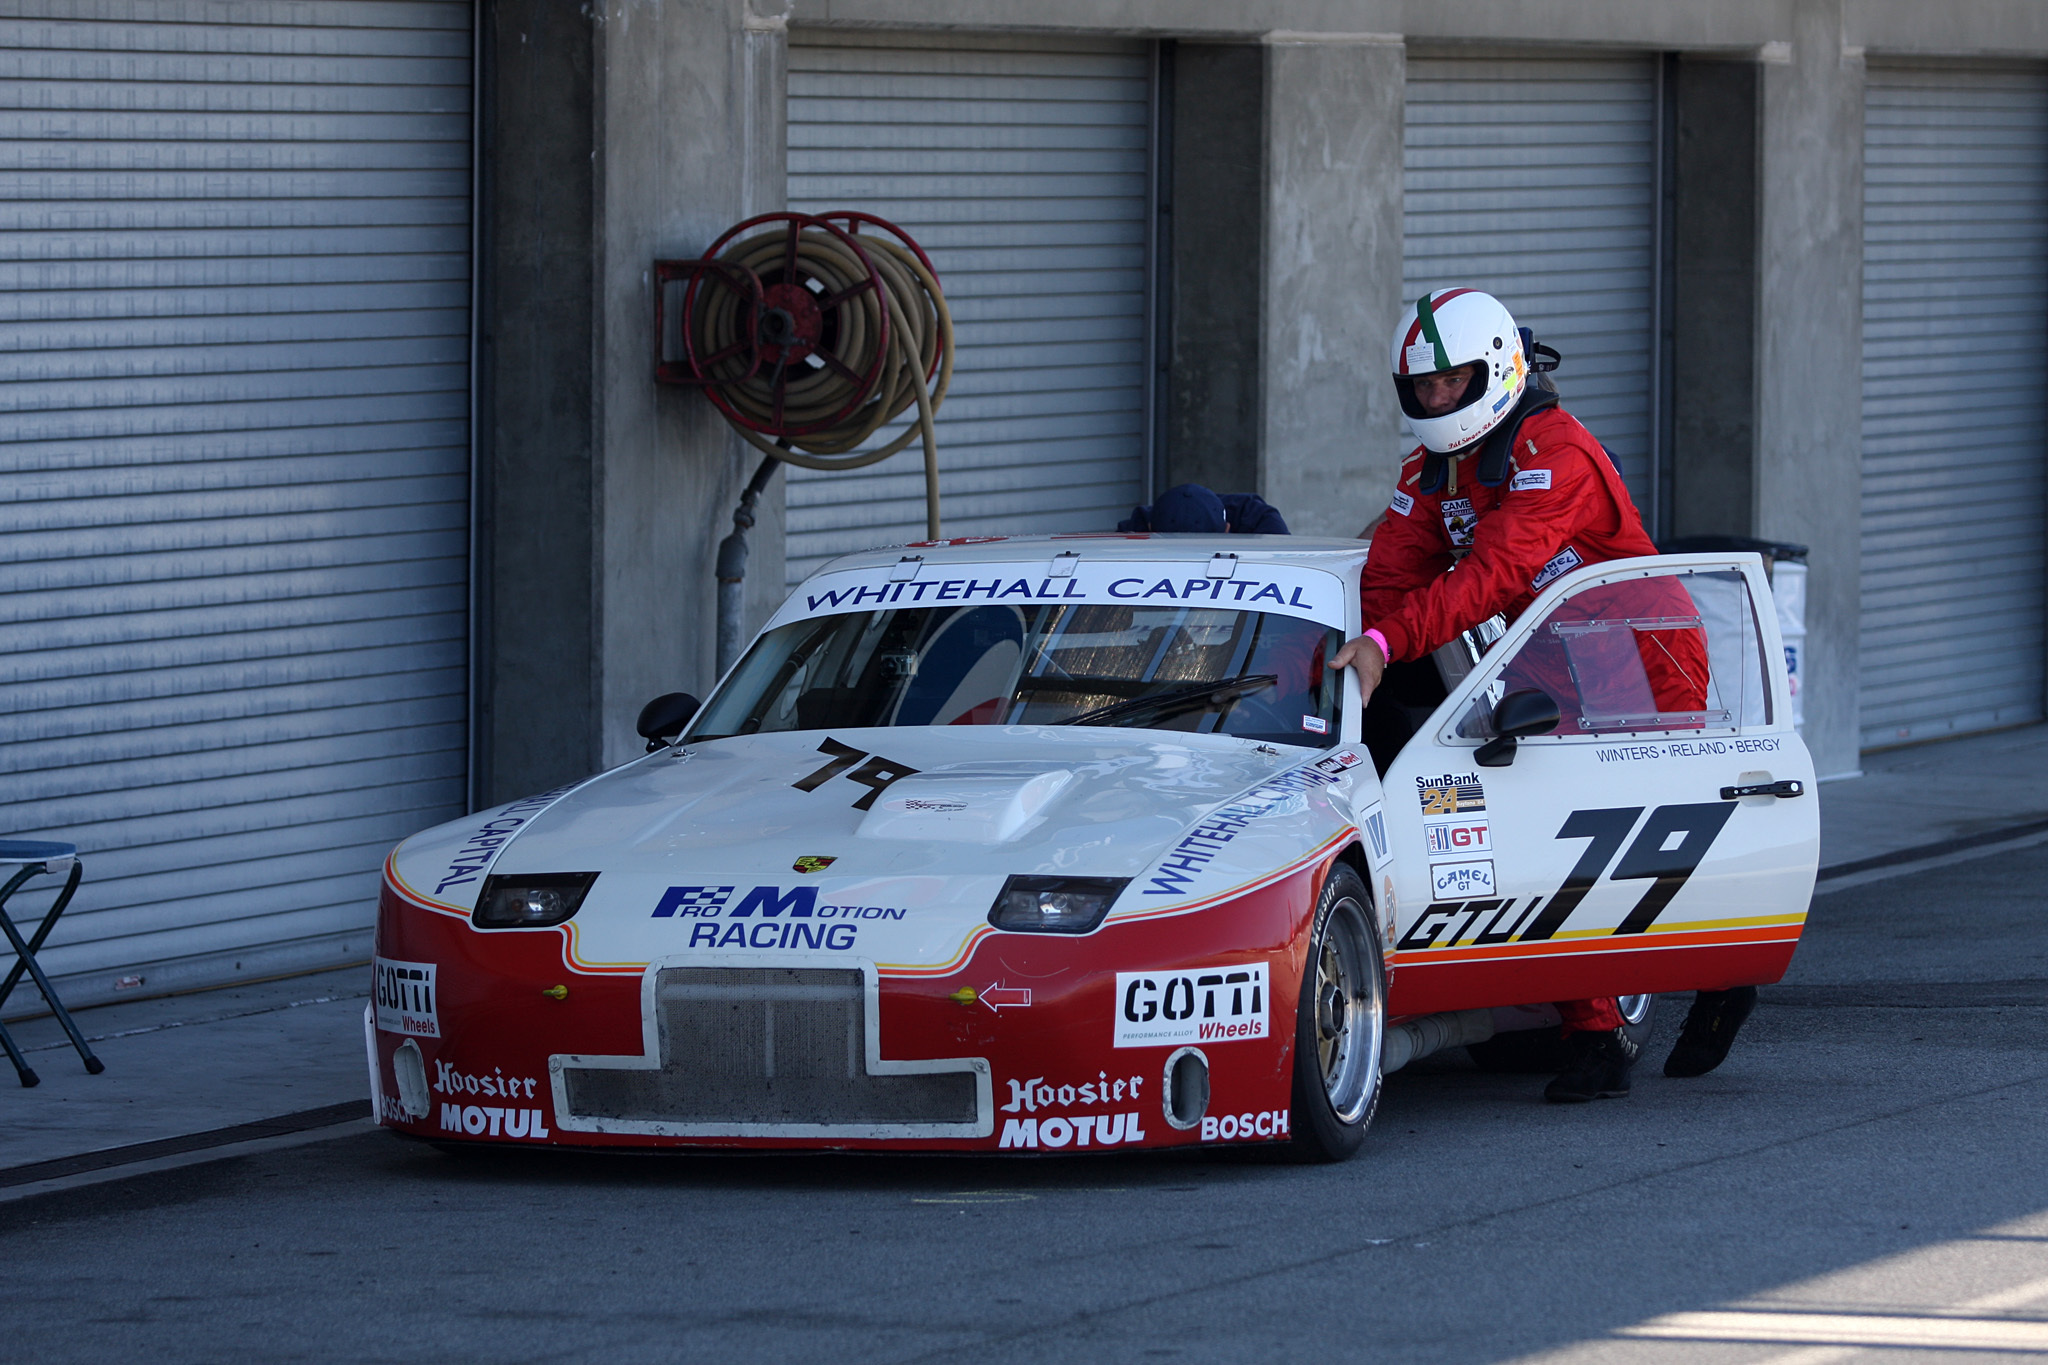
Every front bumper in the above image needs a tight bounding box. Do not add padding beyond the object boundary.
[367,866,1323,1153]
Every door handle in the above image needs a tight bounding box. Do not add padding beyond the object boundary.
[1720,779,1804,800]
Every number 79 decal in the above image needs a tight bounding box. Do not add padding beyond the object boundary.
[1396,803,1736,951]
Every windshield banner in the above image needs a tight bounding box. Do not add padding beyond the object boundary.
[770,560,1349,630]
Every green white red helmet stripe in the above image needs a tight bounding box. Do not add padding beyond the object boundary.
[1400,288,1480,373]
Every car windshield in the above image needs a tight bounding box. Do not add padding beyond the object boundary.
[689,601,1342,747]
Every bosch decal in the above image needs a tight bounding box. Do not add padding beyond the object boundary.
[1201,1110,1289,1142]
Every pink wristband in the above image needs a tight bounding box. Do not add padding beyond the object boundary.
[1363,628,1389,663]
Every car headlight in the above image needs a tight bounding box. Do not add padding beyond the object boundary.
[987,875,1129,935]
[473,873,600,928]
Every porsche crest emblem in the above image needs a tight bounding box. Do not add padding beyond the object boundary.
[792,855,837,874]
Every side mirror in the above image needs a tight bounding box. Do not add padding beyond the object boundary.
[636,692,701,752]
[1474,689,1560,767]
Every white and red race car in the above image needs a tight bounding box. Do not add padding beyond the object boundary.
[367,535,1817,1160]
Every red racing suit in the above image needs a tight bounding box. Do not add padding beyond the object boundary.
[1362,405,1657,661]
[1363,403,1699,1038]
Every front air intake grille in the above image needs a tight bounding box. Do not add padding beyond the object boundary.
[560,968,978,1128]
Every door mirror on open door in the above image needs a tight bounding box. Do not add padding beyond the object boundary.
[1475,689,1561,768]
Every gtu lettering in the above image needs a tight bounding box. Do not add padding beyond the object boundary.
[1397,802,1737,949]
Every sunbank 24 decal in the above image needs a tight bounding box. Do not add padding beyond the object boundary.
[1395,802,1737,950]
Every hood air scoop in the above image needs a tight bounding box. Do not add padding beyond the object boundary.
[857,766,1075,845]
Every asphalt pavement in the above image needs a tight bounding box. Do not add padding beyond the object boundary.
[5,728,2048,1361]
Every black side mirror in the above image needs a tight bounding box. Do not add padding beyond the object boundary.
[1474,688,1560,767]
[636,692,701,752]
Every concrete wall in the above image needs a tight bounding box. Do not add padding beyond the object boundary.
[479,0,2047,792]
[1259,35,1407,539]
[1668,57,1759,543]
[479,0,787,805]
[1159,44,1265,498]
[1757,0,1864,779]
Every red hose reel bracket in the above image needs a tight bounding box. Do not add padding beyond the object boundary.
[656,210,924,439]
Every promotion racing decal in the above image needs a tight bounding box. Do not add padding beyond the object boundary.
[652,883,907,952]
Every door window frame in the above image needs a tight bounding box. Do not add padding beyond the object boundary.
[1423,553,1793,751]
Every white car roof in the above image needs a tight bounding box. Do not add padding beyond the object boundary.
[814,532,1371,577]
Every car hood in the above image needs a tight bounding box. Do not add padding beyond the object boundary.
[388,727,1369,972]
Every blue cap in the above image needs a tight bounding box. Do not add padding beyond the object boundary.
[1148,484,1228,533]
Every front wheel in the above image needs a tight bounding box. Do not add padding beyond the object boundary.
[1288,863,1385,1162]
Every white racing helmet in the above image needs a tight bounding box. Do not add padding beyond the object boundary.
[1390,288,1529,454]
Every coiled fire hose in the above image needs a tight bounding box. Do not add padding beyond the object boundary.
[655,211,954,673]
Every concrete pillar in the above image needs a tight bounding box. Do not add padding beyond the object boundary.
[1668,57,1760,542]
[480,0,787,804]
[1259,35,1408,539]
[1159,43,1264,498]
[1757,0,1863,778]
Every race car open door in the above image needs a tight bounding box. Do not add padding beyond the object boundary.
[1380,554,1818,1016]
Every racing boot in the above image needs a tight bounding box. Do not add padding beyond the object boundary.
[1663,986,1758,1078]
[1543,1027,1638,1103]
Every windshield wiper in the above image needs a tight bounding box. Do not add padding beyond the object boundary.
[1062,673,1277,728]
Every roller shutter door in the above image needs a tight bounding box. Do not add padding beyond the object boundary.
[784,35,1151,585]
[1860,65,2048,749]
[0,2,473,1011]
[1404,52,1659,504]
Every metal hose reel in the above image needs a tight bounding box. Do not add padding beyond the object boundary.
[657,211,953,520]
[656,211,954,673]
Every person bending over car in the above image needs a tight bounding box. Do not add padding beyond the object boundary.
[1330,287,1755,1102]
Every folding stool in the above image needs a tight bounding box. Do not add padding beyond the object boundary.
[0,840,105,1087]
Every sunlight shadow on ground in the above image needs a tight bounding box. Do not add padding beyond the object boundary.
[1505,1208,2048,1363]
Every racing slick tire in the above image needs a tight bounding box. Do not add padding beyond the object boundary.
[1287,863,1385,1162]
[1465,994,1660,1073]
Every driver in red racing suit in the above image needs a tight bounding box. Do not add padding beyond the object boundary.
[1333,288,1747,1102]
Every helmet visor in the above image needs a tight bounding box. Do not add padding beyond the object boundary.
[1393,362,1488,423]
